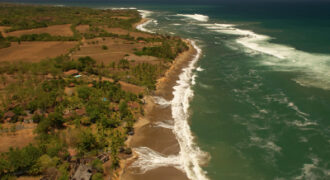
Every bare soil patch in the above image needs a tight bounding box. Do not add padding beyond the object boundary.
[76,24,90,34]
[111,16,133,20]
[17,176,42,180]
[0,26,9,34]
[0,41,77,62]
[124,54,161,65]
[5,24,73,37]
[104,27,154,39]
[0,123,37,153]
[100,77,144,94]
[72,37,146,64]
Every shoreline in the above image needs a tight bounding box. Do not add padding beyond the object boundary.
[119,18,199,180]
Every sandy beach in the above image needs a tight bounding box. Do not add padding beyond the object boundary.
[120,35,197,180]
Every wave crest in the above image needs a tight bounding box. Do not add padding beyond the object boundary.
[131,40,209,180]
[177,14,209,22]
[201,23,330,90]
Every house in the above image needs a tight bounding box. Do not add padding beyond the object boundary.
[75,108,86,116]
[97,154,110,163]
[4,111,15,122]
[72,164,92,180]
[128,101,139,109]
[64,69,79,76]
[69,83,75,87]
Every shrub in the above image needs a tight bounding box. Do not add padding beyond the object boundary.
[77,86,92,101]
[0,145,42,176]
[101,45,108,50]
[77,130,99,154]
[91,159,103,173]
[92,173,103,180]
[118,59,129,69]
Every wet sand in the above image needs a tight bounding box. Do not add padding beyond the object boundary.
[121,40,197,180]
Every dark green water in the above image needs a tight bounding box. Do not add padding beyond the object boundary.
[137,3,330,179]
[5,1,330,179]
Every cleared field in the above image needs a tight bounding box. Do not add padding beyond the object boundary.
[17,176,42,180]
[5,24,73,37]
[76,24,90,34]
[124,54,160,65]
[0,41,77,62]
[72,37,147,64]
[0,26,9,34]
[104,27,154,39]
[100,77,145,94]
[0,123,37,153]
[111,16,133,20]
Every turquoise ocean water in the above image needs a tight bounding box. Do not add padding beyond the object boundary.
[5,1,330,179]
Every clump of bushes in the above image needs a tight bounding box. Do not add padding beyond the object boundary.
[101,45,108,50]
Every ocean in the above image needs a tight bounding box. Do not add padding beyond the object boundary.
[134,3,330,179]
[5,1,330,179]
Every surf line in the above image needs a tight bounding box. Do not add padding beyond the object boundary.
[131,40,209,180]
[131,10,209,180]
[136,10,156,34]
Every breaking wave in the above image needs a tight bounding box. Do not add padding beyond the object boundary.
[136,10,156,33]
[133,9,209,180]
[201,23,330,90]
[170,40,209,180]
[131,40,209,179]
[138,10,153,18]
[107,7,137,10]
[177,14,209,22]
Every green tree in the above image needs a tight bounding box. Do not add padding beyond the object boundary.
[77,86,92,101]
[92,173,103,180]
[118,59,129,69]
[91,159,103,173]
[77,130,99,154]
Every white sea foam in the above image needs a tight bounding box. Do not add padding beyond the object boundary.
[250,136,282,153]
[131,147,181,173]
[107,7,137,10]
[138,10,153,18]
[136,10,156,34]
[196,67,204,71]
[295,156,330,180]
[154,120,174,129]
[168,40,209,180]
[131,40,209,180]
[136,19,155,34]
[177,14,209,22]
[291,120,317,127]
[153,96,171,108]
[192,74,197,85]
[172,23,182,26]
[201,23,330,90]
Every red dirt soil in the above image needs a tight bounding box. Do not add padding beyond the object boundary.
[0,41,78,62]
[0,123,37,153]
[4,24,73,37]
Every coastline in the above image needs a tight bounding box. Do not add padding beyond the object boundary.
[122,40,197,180]
[119,18,199,180]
